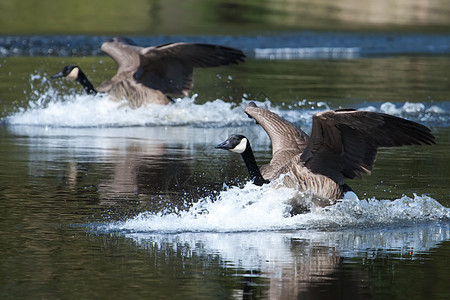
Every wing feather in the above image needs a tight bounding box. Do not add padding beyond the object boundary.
[244,102,309,164]
[300,109,435,184]
[136,43,245,96]
[101,37,142,75]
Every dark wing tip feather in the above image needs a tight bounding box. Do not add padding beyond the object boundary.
[195,43,246,66]
[135,42,245,96]
[378,114,435,146]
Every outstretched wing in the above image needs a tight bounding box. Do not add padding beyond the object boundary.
[135,42,246,96]
[245,102,310,166]
[300,109,435,185]
[101,37,143,75]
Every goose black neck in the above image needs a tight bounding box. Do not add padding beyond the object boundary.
[241,144,269,186]
[77,70,97,95]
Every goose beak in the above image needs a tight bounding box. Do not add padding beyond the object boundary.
[50,71,64,79]
[215,140,232,150]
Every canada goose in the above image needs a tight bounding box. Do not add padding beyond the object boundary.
[51,37,246,108]
[216,102,435,205]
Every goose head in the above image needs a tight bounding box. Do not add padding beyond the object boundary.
[216,134,249,154]
[51,65,81,81]
[216,134,268,186]
[51,65,96,95]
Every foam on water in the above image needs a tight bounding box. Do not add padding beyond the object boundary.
[359,101,450,127]
[4,73,449,128]
[5,87,449,128]
[101,181,449,234]
[99,183,450,274]
[5,91,255,127]
[7,97,449,130]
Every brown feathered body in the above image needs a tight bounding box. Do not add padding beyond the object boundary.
[97,74,170,107]
[268,156,343,201]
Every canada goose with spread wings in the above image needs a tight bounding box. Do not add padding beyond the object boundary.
[216,102,435,204]
[51,37,246,108]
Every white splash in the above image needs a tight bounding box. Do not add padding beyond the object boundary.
[5,92,253,127]
[4,75,449,128]
[102,182,449,234]
[359,101,450,126]
[101,184,449,282]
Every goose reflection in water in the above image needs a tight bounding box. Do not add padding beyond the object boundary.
[115,222,449,298]
[126,228,448,298]
[95,142,195,205]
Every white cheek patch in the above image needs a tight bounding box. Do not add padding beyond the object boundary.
[230,138,247,154]
[66,67,79,81]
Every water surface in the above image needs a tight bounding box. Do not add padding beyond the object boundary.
[1,54,450,299]
[1,1,450,298]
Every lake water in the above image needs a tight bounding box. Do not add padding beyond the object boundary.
[1,1,450,299]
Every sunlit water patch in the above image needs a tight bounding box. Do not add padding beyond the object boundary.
[99,181,449,234]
